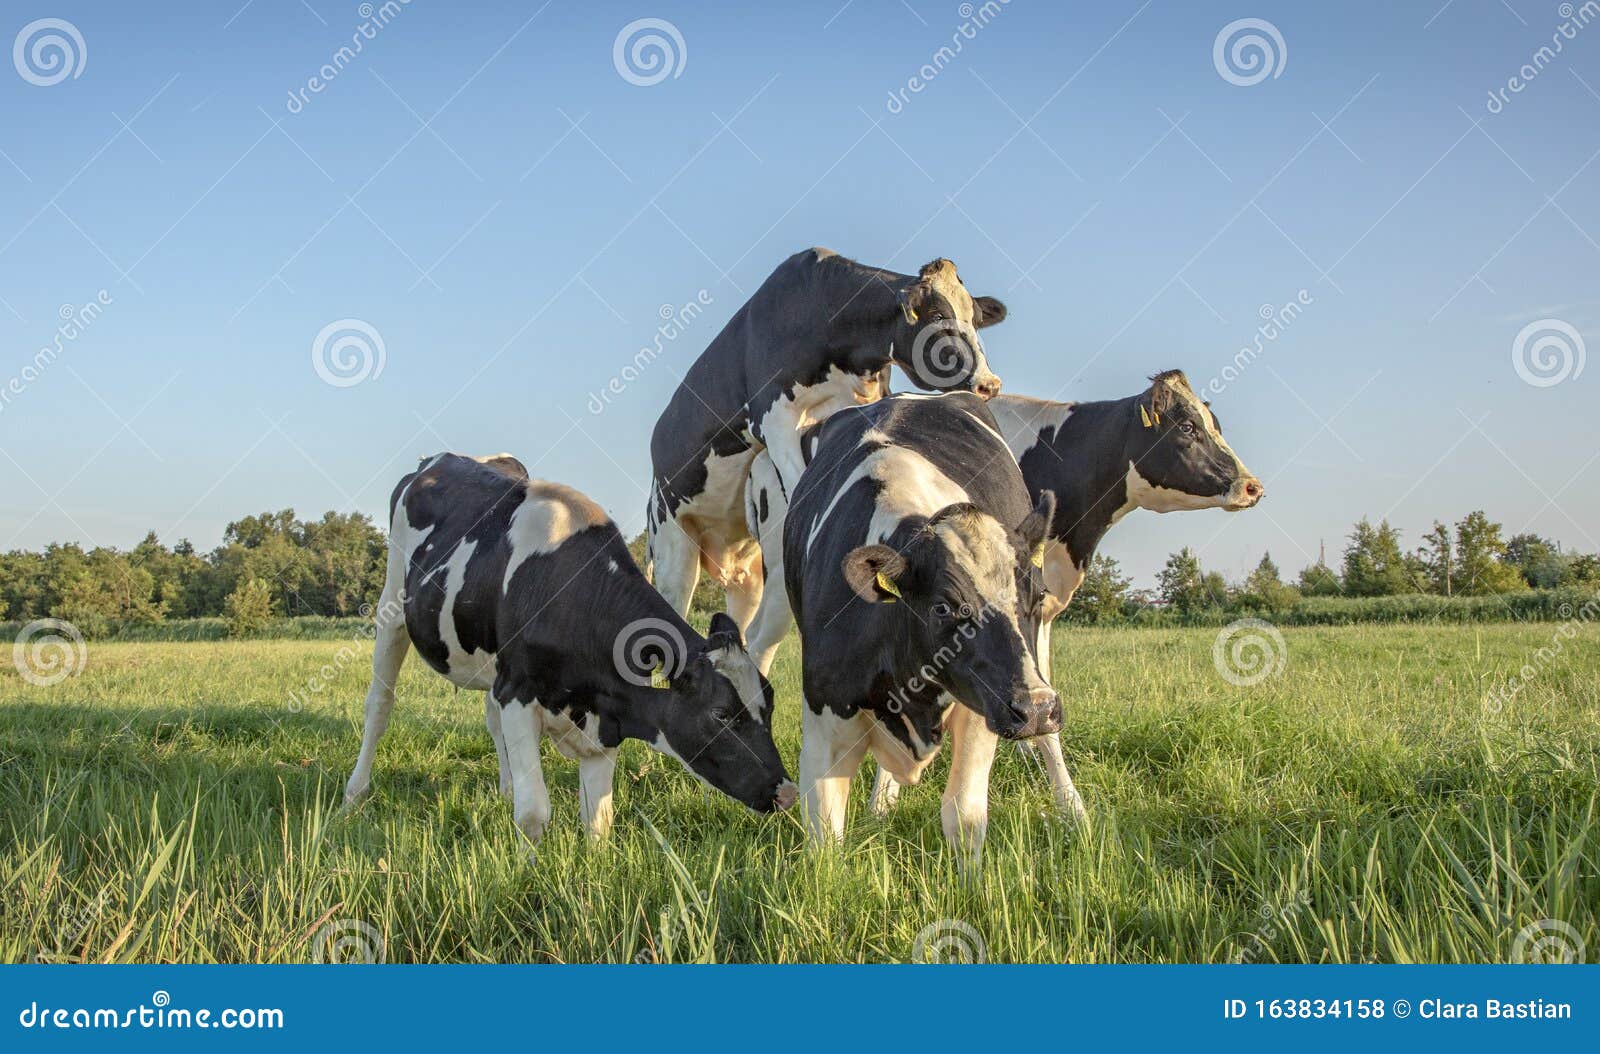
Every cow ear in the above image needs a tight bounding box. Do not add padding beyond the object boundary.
[972,296,1007,328]
[842,544,907,604]
[705,611,747,652]
[1018,491,1055,562]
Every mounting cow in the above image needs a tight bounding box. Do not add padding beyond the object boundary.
[646,248,1008,635]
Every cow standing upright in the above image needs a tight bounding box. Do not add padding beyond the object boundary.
[344,453,795,851]
[646,248,1008,634]
[783,393,1059,865]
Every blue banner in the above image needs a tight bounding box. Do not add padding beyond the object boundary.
[4,966,1596,1050]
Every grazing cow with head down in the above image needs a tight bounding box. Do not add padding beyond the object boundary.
[344,453,795,849]
[647,247,1008,636]
[783,392,1057,864]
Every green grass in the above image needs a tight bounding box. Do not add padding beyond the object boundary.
[2,623,1596,963]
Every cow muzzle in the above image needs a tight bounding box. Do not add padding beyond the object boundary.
[972,370,1002,400]
[991,687,1062,739]
[1225,475,1265,510]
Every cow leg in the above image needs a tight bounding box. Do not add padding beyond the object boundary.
[577,749,618,839]
[1034,733,1089,825]
[743,559,793,677]
[941,704,999,869]
[343,591,411,804]
[1013,617,1054,761]
[799,704,869,845]
[743,456,793,676]
[868,766,902,816]
[499,698,551,852]
[648,511,701,617]
[723,551,763,635]
[484,691,512,800]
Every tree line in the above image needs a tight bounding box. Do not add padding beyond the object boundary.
[3,506,1594,636]
[1065,509,1600,623]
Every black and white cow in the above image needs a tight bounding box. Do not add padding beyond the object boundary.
[647,248,1008,636]
[344,453,795,849]
[749,370,1264,823]
[783,393,1058,863]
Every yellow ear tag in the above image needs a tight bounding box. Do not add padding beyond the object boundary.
[1153,409,1161,425]
[1140,405,1154,428]
[1031,544,1045,569]
[650,665,671,691]
[874,570,901,602]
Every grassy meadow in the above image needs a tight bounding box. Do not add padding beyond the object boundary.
[2,621,1597,964]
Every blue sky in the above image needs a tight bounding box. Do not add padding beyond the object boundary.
[1,0,1597,588]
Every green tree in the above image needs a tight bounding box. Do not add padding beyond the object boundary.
[1240,552,1301,613]
[1297,561,1342,597]
[1157,547,1207,614]
[1066,553,1132,623]
[1342,518,1412,596]
[1455,511,1527,595]
[224,578,275,638]
[1417,521,1454,595]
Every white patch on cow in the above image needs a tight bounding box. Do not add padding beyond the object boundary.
[607,558,620,573]
[986,394,1075,462]
[542,706,606,759]
[437,538,498,690]
[929,511,1018,613]
[502,482,606,591]
[472,452,515,464]
[1126,460,1230,513]
[707,646,766,724]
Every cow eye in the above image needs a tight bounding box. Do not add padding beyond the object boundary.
[1178,421,1197,439]
[930,601,954,619]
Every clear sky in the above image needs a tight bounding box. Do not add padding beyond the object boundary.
[2,0,1596,588]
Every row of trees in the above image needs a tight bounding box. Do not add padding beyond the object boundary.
[1066,510,1600,622]
[0,510,386,636]
[4,506,1594,633]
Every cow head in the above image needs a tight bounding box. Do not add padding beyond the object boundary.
[1125,371,1264,513]
[840,493,1060,739]
[890,259,1006,399]
[651,613,796,813]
